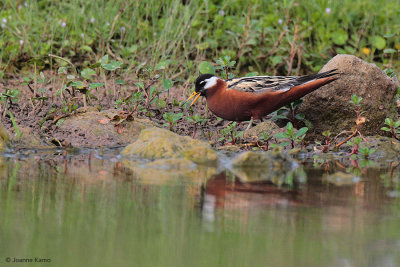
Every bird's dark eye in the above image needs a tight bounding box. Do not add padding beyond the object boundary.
[200,81,206,85]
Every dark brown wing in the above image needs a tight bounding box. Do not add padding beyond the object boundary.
[226,69,339,93]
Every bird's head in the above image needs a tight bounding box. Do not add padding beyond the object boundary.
[186,74,218,106]
[195,74,218,96]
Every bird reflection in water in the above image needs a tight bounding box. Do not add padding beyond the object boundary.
[200,171,298,224]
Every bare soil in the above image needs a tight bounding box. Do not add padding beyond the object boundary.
[0,73,251,148]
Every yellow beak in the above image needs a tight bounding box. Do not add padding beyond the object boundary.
[185,91,201,106]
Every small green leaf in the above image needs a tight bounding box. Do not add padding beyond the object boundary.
[245,72,258,77]
[280,141,291,147]
[381,127,390,131]
[272,114,288,120]
[385,118,393,126]
[286,122,293,131]
[296,127,308,137]
[322,130,331,137]
[271,56,283,66]
[70,81,86,89]
[384,48,397,54]
[101,60,123,71]
[155,60,170,71]
[275,132,288,139]
[332,30,348,45]
[199,61,215,74]
[99,55,109,64]
[115,80,126,85]
[154,99,166,109]
[135,82,144,89]
[89,63,101,69]
[81,68,96,80]
[55,118,65,127]
[9,111,21,138]
[32,96,48,100]
[89,83,104,89]
[58,67,67,74]
[81,45,93,53]
[28,58,45,65]
[370,35,386,50]
[162,78,173,90]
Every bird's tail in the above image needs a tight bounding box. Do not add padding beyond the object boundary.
[281,69,339,104]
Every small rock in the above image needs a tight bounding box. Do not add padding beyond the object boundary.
[299,54,399,139]
[229,150,299,183]
[243,121,281,139]
[121,127,218,165]
[324,171,360,186]
[362,136,400,160]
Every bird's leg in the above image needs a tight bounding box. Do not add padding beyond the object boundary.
[245,117,254,131]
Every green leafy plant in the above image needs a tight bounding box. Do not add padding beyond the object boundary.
[9,111,21,138]
[349,94,362,110]
[0,89,20,117]
[272,99,312,129]
[275,122,308,148]
[321,130,332,152]
[381,118,400,140]
[218,122,243,145]
[0,1,399,78]
[163,112,183,131]
[358,147,376,159]
[336,94,367,149]
[215,56,236,79]
[257,132,272,151]
[199,61,215,75]
[185,113,207,138]
[346,136,362,156]
[0,89,19,103]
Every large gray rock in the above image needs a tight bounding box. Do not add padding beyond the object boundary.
[299,54,399,139]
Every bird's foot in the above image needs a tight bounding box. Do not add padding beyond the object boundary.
[245,117,254,131]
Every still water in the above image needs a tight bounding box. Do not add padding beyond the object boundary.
[1,148,400,267]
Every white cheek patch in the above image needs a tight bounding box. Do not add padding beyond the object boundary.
[204,76,218,89]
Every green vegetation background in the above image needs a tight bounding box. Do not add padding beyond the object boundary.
[0,0,399,80]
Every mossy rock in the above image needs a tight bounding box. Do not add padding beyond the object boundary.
[229,150,299,183]
[122,158,217,184]
[0,123,9,152]
[121,127,218,165]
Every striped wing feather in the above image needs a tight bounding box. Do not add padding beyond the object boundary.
[226,69,338,93]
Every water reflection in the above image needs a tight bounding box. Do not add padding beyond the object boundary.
[200,166,395,233]
[0,151,400,266]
